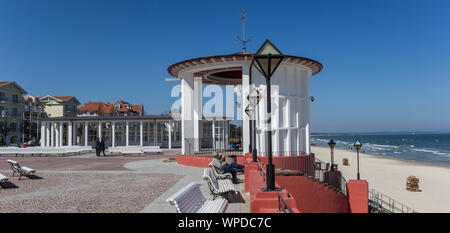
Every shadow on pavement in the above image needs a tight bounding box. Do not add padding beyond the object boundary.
[0,181,19,189]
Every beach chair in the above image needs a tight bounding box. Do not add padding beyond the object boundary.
[7,160,36,180]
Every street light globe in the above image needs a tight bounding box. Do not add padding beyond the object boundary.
[328,139,336,149]
[253,40,284,79]
[247,88,260,107]
[244,104,255,117]
[354,140,362,150]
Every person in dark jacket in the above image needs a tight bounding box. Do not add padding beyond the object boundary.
[100,136,106,156]
[212,154,244,183]
[95,137,101,156]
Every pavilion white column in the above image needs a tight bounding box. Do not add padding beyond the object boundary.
[73,122,77,146]
[212,120,216,150]
[193,76,202,152]
[46,123,50,147]
[140,121,143,147]
[298,69,310,154]
[98,122,102,139]
[168,122,172,149]
[54,123,59,147]
[125,121,129,147]
[305,69,312,154]
[112,121,115,148]
[40,122,45,147]
[59,122,63,147]
[181,71,194,155]
[242,62,251,154]
[50,122,54,147]
[68,122,72,146]
[154,120,157,146]
[84,123,88,147]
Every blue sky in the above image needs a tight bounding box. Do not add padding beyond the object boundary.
[0,0,449,133]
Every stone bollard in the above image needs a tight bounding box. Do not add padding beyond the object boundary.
[343,158,349,166]
[406,176,420,192]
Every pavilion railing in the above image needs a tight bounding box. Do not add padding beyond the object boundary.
[184,138,242,156]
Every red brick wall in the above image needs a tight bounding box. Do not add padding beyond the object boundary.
[276,176,350,213]
[176,155,246,168]
[258,154,315,177]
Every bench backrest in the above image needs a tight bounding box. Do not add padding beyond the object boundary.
[7,160,21,171]
[208,163,223,178]
[204,169,219,192]
[166,182,206,213]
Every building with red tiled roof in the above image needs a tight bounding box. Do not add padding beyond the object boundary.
[77,100,144,116]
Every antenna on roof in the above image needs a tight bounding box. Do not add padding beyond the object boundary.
[236,10,251,53]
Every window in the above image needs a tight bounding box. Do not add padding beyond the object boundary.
[0,92,5,101]
[12,94,18,103]
[12,108,17,117]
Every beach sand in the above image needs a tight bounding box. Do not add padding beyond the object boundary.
[312,146,450,213]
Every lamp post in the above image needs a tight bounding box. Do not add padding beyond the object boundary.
[252,40,284,191]
[1,110,7,145]
[246,87,260,162]
[328,139,336,168]
[353,140,362,180]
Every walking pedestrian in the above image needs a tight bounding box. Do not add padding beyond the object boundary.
[95,137,101,156]
[100,136,106,156]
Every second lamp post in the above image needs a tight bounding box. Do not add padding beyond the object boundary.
[252,40,284,191]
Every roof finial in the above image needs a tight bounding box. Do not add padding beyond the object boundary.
[236,10,251,53]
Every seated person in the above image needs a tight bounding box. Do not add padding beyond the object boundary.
[212,154,244,183]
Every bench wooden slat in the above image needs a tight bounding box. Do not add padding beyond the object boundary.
[203,168,238,199]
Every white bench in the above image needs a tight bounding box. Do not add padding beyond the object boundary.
[166,182,228,213]
[208,162,232,180]
[0,173,8,187]
[7,160,36,180]
[203,168,238,200]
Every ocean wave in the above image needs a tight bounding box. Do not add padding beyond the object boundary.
[410,148,450,157]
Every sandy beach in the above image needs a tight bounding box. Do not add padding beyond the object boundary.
[312,146,450,213]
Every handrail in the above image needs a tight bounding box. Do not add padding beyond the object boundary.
[278,192,294,213]
[368,189,417,213]
[256,158,266,181]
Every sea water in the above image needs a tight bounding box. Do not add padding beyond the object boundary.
[311,133,450,167]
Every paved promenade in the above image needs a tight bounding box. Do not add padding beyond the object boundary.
[0,150,247,213]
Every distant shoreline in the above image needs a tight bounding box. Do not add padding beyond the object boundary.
[312,145,450,169]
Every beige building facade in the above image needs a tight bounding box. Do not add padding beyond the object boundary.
[0,81,27,144]
[25,95,80,118]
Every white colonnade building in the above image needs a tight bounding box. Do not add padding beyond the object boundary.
[167,51,322,156]
[38,115,231,152]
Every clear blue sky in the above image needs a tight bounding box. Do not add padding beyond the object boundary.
[1,0,449,133]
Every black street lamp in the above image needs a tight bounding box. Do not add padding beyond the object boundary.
[353,140,362,180]
[328,139,336,167]
[252,40,284,191]
[1,110,8,145]
[246,87,260,162]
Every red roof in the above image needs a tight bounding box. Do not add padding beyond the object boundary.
[55,96,73,101]
[78,100,143,115]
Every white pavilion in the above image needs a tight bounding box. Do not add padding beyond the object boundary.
[167,47,322,156]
